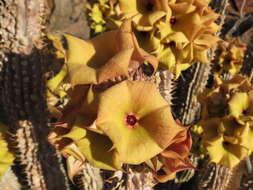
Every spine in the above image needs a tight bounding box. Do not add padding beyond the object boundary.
[0,0,69,189]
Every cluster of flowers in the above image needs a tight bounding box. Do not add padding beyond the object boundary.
[195,75,253,168]
[215,38,247,74]
[87,0,220,77]
[48,20,193,182]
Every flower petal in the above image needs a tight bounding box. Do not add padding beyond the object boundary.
[228,92,248,118]
[97,48,133,83]
[62,126,121,170]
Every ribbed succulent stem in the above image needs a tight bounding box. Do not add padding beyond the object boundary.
[0,0,69,189]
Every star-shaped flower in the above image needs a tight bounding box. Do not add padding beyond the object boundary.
[49,19,158,86]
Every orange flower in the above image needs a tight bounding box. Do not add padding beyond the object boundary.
[148,128,194,182]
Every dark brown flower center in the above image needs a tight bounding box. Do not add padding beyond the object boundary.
[243,109,249,115]
[157,169,166,176]
[126,114,138,126]
[170,17,177,25]
[168,41,176,47]
[140,31,149,37]
[223,141,230,147]
[146,2,154,12]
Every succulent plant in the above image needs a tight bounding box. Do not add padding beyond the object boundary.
[2,0,253,189]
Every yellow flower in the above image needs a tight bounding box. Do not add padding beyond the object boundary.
[191,125,203,135]
[170,8,219,64]
[50,19,158,86]
[96,80,186,164]
[86,0,220,78]
[197,75,253,168]
[98,0,170,31]
[216,38,247,74]
[49,80,191,179]
[0,123,14,180]
[201,117,250,168]
[86,3,107,33]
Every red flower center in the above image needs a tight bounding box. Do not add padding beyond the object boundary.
[170,17,177,25]
[126,114,138,126]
